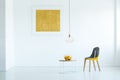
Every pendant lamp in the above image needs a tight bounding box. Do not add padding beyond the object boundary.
[66,0,74,43]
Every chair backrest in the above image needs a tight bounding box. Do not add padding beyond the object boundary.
[90,47,99,58]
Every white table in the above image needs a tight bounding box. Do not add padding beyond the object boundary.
[59,60,77,73]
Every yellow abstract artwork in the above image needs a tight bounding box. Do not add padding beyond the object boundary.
[36,10,60,32]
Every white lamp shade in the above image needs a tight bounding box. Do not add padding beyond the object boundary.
[66,34,74,43]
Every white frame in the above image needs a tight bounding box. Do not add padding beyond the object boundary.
[31,5,65,35]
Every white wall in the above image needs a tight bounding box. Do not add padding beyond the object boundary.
[14,0,115,66]
[0,0,6,71]
[116,0,120,65]
[5,0,15,70]
[0,0,14,71]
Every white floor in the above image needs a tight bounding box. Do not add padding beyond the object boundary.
[0,67,120,80]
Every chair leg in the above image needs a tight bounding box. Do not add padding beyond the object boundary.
[89,60,91,72]
[83,59,86,72]
[93,61,96,71]
[96,60,101,71]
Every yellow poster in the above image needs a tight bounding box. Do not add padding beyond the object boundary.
[36,10,60,32]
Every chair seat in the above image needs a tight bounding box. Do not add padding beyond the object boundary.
[85,57,98,60]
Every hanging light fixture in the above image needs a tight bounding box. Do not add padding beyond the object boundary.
[66,0,74,43]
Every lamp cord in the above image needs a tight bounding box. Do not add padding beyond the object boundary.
[69,0,71,34]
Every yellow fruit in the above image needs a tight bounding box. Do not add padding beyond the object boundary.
[64,56,72,61]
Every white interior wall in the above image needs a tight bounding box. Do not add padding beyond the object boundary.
[0,0,6,71]
[116,0,120,65]
[0,0,14,71]
[14,0,116,67]
[0,0,119,71]
[71,0,114,66]
[5,0,15,70]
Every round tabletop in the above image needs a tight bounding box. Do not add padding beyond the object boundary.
[59,60,77,62]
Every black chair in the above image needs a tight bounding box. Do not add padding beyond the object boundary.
[83,47,101,72]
